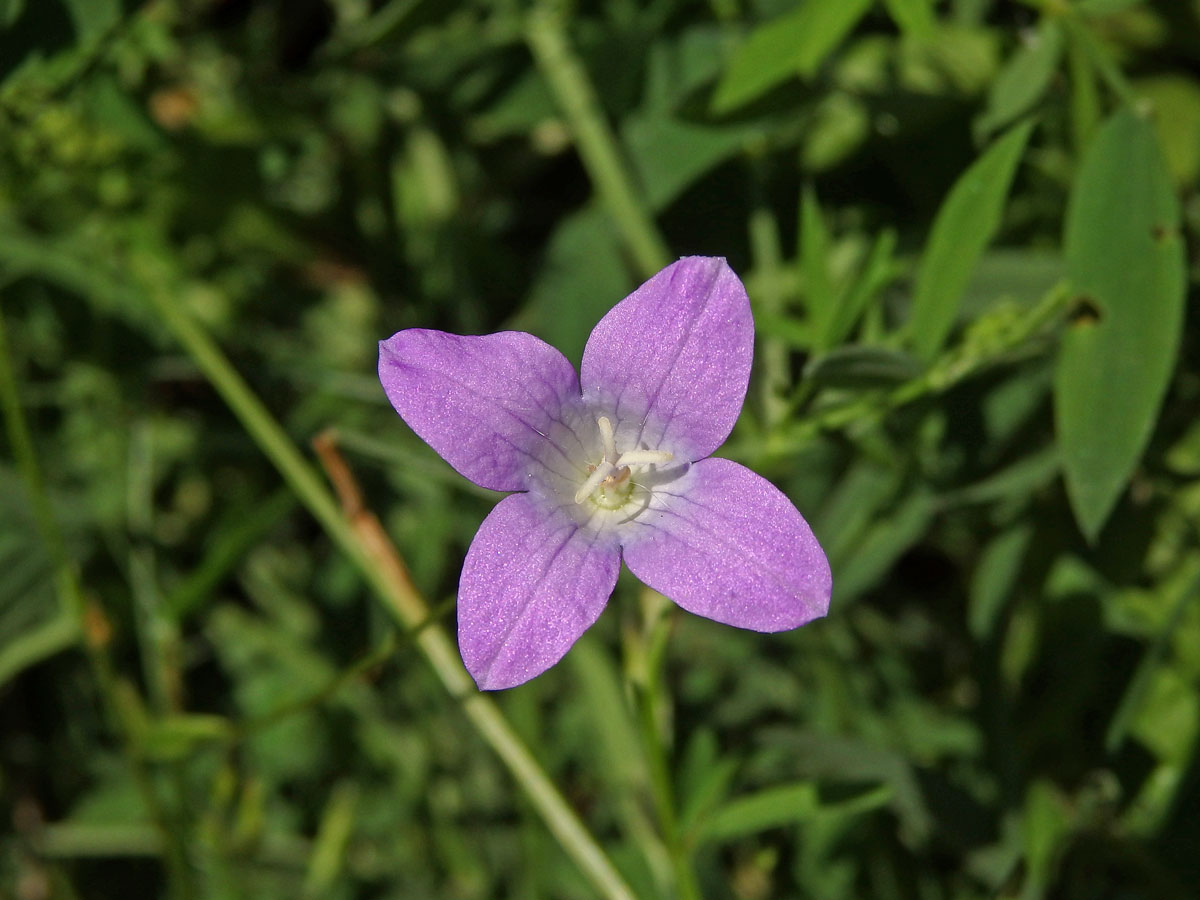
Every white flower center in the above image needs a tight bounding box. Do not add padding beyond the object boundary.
[574,415,673,509]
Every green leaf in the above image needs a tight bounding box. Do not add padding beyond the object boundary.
[800,185,835,348]
[0,612,78,688]
[760,730,933,841]
[968,524,1033,639]
[0,0,25,28]
[755,311,812,350]
[824,228,897,349]
[975,19,1062,139]
[567,635,648,797]
[946,447,1060,509]
[909,119,1034,360]
[624,115,752,211]
[881,0,934,38]
[0,469,81,686]
[711,0,873,114]
[1056,108,1184,540]
[835,490,935,600]
[699,782,820,842]
[304,782,360,896]
[60,0,121,41]
[507,206,628,365]
[959,249,1064,320]
[1076,0,1142,14]
[1106,572,1199,755]
[802,93,871,171]
[139,714,234,761]
[1130,668,1200,766]
[678,730,739,836]
[1135,75,1200,187]
[804,345,923,390]
[1023,781,1070,893]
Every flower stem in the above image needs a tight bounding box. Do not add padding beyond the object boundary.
[632,589,703,900]
[141,285,638,900]
[526,3,671,280]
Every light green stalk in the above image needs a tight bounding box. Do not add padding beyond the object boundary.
[526,4,671,280]
[630,589,703,900]
[141,285,638,900]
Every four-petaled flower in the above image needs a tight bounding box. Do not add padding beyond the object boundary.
[378,257,831,690]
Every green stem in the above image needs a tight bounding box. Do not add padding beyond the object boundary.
[0,301,194,899]
[730,280,1073,464]
[127,420,179,715]
[632,590,702,900]
[526,4,671,280]
[140,283,638,900]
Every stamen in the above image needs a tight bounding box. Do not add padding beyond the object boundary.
[597,416,616,462]
[615,449,673,467]
[574,460,615,503]
[576,415,673,507]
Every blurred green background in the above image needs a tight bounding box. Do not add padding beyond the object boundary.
[2,0,1199,898]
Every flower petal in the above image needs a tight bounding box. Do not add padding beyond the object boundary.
[379,329,581,492]
[580,257,752,461]
[458,493,621,690]
[622,458,831,631]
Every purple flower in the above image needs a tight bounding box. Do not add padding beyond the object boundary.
[378,257,831,690]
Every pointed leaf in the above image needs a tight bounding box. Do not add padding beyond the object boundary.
[0,0,25,27]
[61,0,121,40]
[909,119,1034,360]
[824,228,897,348]
[801,185,836,350]
[975,20,1062,139]
[699,782,820,842]
[1056,108,1184,539]
[881,0,934,37]
[804,345,923,390]
[711,0,873,114]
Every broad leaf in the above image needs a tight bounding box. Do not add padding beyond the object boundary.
[507,206,628,365]
[624,115,752,211]
[1056,108,1184,540]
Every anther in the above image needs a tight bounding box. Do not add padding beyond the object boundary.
[574,460,615,504]
[597,416,616,462]
[615,449,673,467]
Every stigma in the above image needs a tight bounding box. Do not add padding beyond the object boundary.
[574,416,673,506]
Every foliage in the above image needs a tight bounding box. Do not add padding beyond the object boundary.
[2,0,1199,898]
